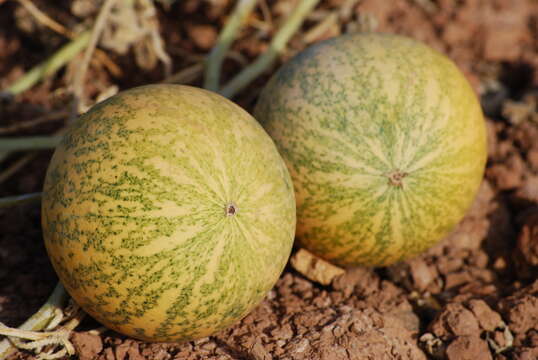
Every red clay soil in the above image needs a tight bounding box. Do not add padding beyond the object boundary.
[1,1,538,359]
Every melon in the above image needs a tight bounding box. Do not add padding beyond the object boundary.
[254,33,487,267]
[41,84,296,342]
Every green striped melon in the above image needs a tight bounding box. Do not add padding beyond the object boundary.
[254,33,487,267]
[41,84,296,342]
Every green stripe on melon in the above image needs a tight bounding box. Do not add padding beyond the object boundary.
[42,84,296,341]
[254,33,487,267]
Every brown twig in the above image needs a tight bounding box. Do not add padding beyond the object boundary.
[72,0,117,115]
[0,110,68,135]
[259,0,273,28]
[163,63,204,84]
[140,0,172,78]
[16,0,121,77]
[303,12,338,44]
[93,50,122,77]
[17,0,73,37]
[0,130,65,181]
[0,153,36,184]
[0,192,41,208]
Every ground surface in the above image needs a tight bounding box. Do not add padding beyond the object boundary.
[1,0,538,359]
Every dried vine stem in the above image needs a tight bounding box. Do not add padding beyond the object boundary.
[0,153,37,185]
[0,111,68,135]
[220,0,320,98]
[16,0,121,77]
[0,135,61,176]
[0,283,68,359]
[0,136,60,180]
[72,0,117,114]
[0,136,62,152]
[164,63,205,85]
[0,192,41,208]
[2,31,91,96]
[204,0,259,91]
[16,0,72,37]
[0,128,65,178]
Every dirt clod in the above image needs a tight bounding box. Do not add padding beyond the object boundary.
[409,258,436,291]
[186,24,217,50]
[291,248,346,285]
[2,1,538,359]
[445,335,493,360]
[516,212,538,266]
[498,280,538,336]
[71,332,104,360]
[430,303,480,339]
[278,308,426,360]
[467,299,503,332]
[487,154,526,190]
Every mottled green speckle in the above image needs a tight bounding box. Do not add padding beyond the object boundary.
[42,84,296,342]
[255,33,487,267]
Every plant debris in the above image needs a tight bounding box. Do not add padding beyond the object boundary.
[1,0,538,359]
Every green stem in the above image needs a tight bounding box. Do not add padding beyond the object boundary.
[220,0,320,98]
[0,136,62,152]
[3,31,91,96]
[0,193,42,208]
[0,283,68,359]
[203,0,258,91]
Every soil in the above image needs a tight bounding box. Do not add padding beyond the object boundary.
[1,0,538,359]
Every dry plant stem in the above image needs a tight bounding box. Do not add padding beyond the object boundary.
[0,192,41,208]
[303,12,338,44]
[72,0,117,114]
[220,0,320,98]
[16,0,121,77]
[204,0,259,91]
[0,127,66,178]
[0,136,62,152]
[0,307,82,360]
[164,62,205,84]
[0,153,37,184]
[0,111,68,135]
[0,283,68,359]
[141,0,172,78]
[17,0,73,37]
[259,0,273,29]
[339,0,361,22]
[0,135,61,178]
[93,50,123,77]
[2,31,91,96]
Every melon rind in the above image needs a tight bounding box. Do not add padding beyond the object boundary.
[42,84,296,341]
[255,33,487,267]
